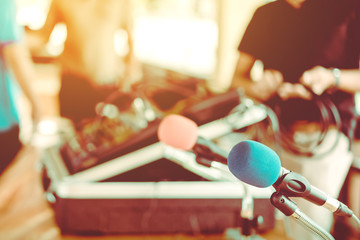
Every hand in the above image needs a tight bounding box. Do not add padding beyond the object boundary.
[252,69,284,101]
[277,82,313,100]
[300,66,335,95]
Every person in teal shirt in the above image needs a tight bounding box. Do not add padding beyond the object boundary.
[0,0,41,174]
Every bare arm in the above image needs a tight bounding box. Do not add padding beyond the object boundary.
[3,42,41,121]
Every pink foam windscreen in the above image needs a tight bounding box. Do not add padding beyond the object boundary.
[157,114,198,151]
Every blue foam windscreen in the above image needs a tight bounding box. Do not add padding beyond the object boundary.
[227,140,281,188]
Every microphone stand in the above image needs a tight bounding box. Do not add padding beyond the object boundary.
[237,190,265,239]
[163,141,267,238]
[190,154,264,239]
[270,192,335,240]
[271,169,360,238]
[198,161,265,239]
[225,188,265,240]
[273,169,357,219]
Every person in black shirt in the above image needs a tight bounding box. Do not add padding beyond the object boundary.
[231,0,360,239]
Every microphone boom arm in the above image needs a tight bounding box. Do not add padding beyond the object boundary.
[270,192,335,240]
[273,170,354,218]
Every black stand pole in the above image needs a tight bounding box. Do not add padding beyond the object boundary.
[225,188,266,240]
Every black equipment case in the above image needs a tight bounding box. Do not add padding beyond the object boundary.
[41,98,276,235]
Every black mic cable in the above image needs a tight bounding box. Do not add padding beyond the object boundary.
[272,94,342,158]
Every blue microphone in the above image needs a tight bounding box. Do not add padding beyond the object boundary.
[227,140,281,188]
[227,140,354,218]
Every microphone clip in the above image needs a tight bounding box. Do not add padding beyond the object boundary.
[273,171,312,199]
[273,171,328,207]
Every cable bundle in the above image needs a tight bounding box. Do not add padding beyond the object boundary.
[268,95,342,158]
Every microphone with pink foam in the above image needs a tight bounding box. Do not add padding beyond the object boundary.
[157,114,228,167]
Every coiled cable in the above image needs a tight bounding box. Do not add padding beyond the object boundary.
[269,95,342,158]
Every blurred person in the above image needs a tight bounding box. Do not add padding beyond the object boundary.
[231,0,360,239]
[0,0,42,174]
[27,0,142,127]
